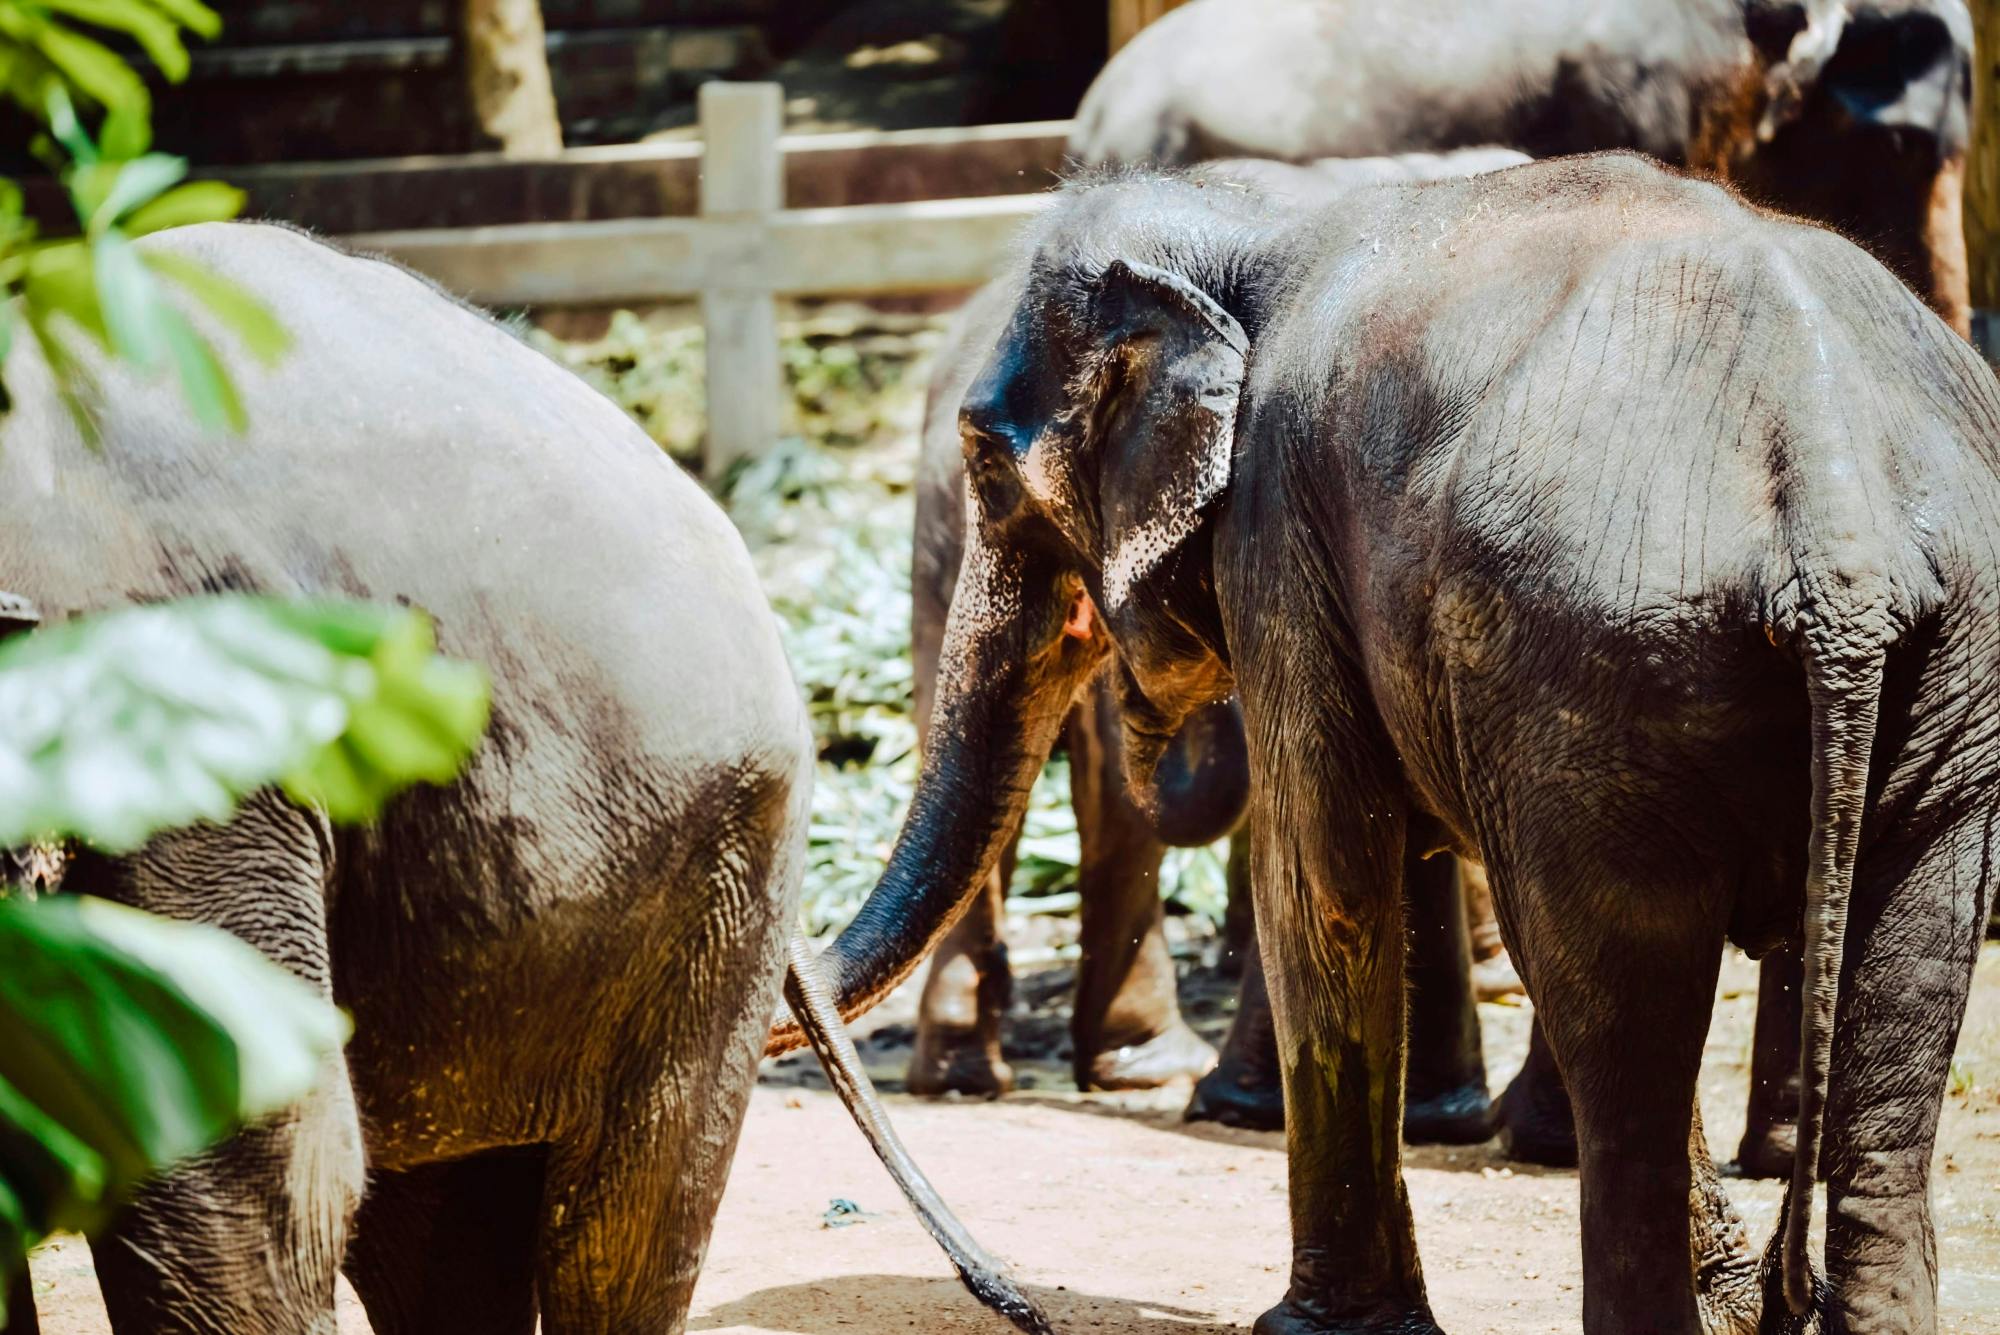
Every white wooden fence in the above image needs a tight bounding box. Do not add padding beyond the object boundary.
[347,82,1050,473]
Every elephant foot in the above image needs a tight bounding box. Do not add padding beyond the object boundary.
[1734,1119,1798,1180]
[907,1026,1014,1098]
[1470,949,1525,1002]
[1184,1061,1285,1130]
[1252,1299,1444,1334]
[1496,1066,1577,1168]
[1403,1081,1496,1145]
[1080,1022,1217,1091]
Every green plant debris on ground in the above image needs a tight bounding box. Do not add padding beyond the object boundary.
[537,304,1230,934]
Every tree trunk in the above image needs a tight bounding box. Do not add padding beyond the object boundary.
[1108,0,1194,54]
[461,0,563,157]
[1970,0,1998,312]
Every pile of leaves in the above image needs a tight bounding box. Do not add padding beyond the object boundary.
[537,305,1231,934]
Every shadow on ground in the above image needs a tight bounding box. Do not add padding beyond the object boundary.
[690,1273,1237,1334]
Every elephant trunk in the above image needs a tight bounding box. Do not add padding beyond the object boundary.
[765,536,1094,1058]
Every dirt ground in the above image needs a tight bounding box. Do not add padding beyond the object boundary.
[24,934,2000,1334]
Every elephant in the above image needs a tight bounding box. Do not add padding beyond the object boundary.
[906,150,1526,1133]
[0,222,1044,1335]
[1072,0,1974,336]
[768,156,2000,1332]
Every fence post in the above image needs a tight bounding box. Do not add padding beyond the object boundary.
[699,81,783,475]
[1108,0,1193,54]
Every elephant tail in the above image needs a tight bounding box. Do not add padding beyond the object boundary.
[1782,619,1887,1316]
[780,936,1058,1335]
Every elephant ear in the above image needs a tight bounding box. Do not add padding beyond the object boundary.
[1082,258,1247,614]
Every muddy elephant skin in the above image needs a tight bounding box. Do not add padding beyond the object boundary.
[1073,0,1975,335]
[788,157,2000,1332]
[0,223,816,1335]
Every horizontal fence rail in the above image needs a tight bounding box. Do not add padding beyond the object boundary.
[346,194,1048,306]
[333,85,1063,472]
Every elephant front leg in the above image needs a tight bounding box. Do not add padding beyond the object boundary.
[1252,792,1438,1334]
[908,847,1015,1097]
[1402,852,1494,1145]
[1069,688,1216,1091]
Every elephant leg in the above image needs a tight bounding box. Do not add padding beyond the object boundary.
[1184,915,1285,1129]
[1250,770,1436,1333]
[1402,853,1494,1145]
[1812,812,1992,1334]
[1497,1018,1579,1167]
[344,1147,546,1335]
[1511,866,1723,1333]
[1188,815,1284,1129]
[1735,946,1803,1181]
[538,810,795,1335]
[1688,1106,1765,1333]
[85,794,362,1335]
[1220,830,1255,977]
[537,1053,761,1335]
[1069,686,1216,1090]
[1193,844,1495,1141]
[908,842,1016,1097]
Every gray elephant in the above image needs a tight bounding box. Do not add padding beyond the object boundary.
[1074,0,1974,336]
[906,150,1524,1133]
[0,223,1042,1335]
[770,156,2000,1332]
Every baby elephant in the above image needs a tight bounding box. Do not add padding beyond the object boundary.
[778,155,2000,1332]
[0,223,1040,1335]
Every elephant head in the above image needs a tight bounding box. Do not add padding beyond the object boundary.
[767,185,1262,1050]
[1729,0,1974,331]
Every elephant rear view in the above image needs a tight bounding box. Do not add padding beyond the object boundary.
[0,222,1044,1335]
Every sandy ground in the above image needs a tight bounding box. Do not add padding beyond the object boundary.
[25,941,2000,1334]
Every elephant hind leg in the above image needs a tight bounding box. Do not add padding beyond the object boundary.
[538,769,802,1334]
[1068,687,1215,1092]
[343,1147,546,1335]
[1815,807,1993,1334]
[907,850,1017,1097]
[1499,848,1725,1334]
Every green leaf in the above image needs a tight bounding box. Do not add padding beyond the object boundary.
[122,180,242,238]
[37,0,192,81]
[0,894,345,1294]
[22,240,109,349]
[90,229,172,367]
[273,605,492,824]
[23,306,102,445]
[98,104,149,159]
[143,295,241,430]
[85,153,187,235]
[31,21,149,117]
[38,83,94,166]
[138,0,220,42]
[143,247,288,366]
[0,596,490,852]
